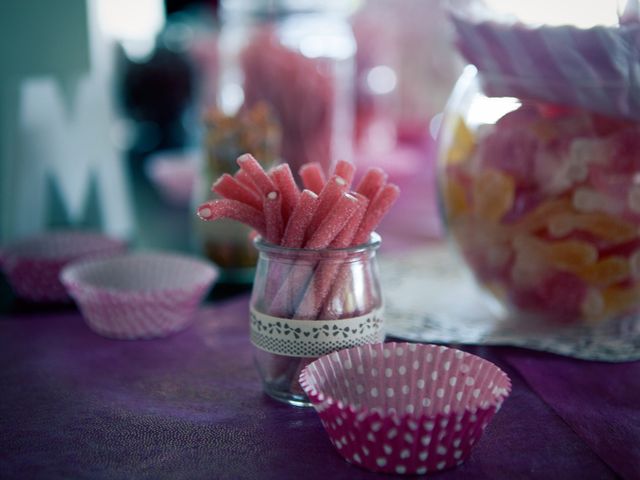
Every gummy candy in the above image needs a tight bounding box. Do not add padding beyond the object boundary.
[472,168,515,222]
[446,116,475,165]
[547,212,637,243]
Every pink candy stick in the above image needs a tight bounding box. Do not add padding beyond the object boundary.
[270,163,301,224]
[330,193,369,248]
[281,190,318,248]
[197,199,266,237]
[305,175,348,243]
[352,183,400,245]
[235,169,261,196]
[305,193,360,249]
[296,195,368,319]
[333,160,355,188]
[356,167,388,200]
[237,153,277,196]
[212,173,263,211]
[264,191,284,245]
[299,162,327,194]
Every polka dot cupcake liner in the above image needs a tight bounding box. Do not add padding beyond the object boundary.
[0,231,126,303]
[299,342,511,475]
[60,252,218,340]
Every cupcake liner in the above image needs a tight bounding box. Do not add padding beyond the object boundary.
[451,15,640,121]
[60,252,218,339]
[300,342,511,475]
[0,231,126,302]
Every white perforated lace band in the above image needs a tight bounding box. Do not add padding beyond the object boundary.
[250,307,385,357]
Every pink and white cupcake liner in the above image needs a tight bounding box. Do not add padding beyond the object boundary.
[0,231,126,302]
[451,14,640,121]
[300,342,511,475]
[60,252,218,339]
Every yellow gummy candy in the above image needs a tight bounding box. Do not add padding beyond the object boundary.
[575,256,630,287]
[442,176,469,220]
[547,212,637,243]
[600,284,640,320]
[446,116,475,165]
[513,198,574,233]
[513,235,597,273]
[473,168,515,222]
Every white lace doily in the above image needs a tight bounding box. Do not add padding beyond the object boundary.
[380,243,640,362]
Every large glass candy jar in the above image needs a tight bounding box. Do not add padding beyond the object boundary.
[438,67,640,325]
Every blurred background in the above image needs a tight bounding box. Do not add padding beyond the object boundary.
[0,0,618,299]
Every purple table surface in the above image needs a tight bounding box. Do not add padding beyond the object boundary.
[1,295,634,480]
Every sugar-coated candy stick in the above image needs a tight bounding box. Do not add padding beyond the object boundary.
[355,167,387,200]
[234,168,260,195]
[333,160,355,187]
[305,176,348,242]
[197,199,266,236]
[281,190,318,248]
[330,193,369,248]
[299,162,327,194]
[352,183,400,245]
[270,163,300,224]
[212,173,263,211]
[237,153,276,195]
[305,193,360,249]
[264,191,284,244]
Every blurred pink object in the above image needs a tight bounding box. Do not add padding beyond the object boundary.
[300,342,510,475]
[451,13,640,120]
[145,150,198,207]
[0,231,126,303]
[60,252,218,339]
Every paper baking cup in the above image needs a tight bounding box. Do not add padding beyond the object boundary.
[0,231,126,302]
[60,252,218,339]
[451,15,640,121]
[300,342,511,475]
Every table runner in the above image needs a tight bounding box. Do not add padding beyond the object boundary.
[0,296,623,479]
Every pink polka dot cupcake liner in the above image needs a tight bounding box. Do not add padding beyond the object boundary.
[60,252,218,340]
[299,342,511,475]
[0,231,126,303]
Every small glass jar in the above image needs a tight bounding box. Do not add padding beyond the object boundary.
[217,0,356,179]
[438,67,640,325]
[250,233,384,406]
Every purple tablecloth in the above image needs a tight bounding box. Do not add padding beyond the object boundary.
[2,296,636,479]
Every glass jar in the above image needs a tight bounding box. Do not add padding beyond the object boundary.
[437,66,640,325]
[217,0,356,179]
[250,233,384,406]
[192,103,281,282]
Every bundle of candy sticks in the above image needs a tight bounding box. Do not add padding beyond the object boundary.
[197,154,399,391]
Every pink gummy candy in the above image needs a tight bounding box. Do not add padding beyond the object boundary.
[355,167,388,200]
[237,153,277,196]
[281,189,318,248]
[234,168,260,195]
[333,160,355,187]
[352,183,400,245]
[264,191,284,245]
[305,176,349,243]
[270,163,301,224]
[305,193,360,249]
[299,162,327,195]
[330,192,369,248]
[197,199,266,237]
[212,173,263,211]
